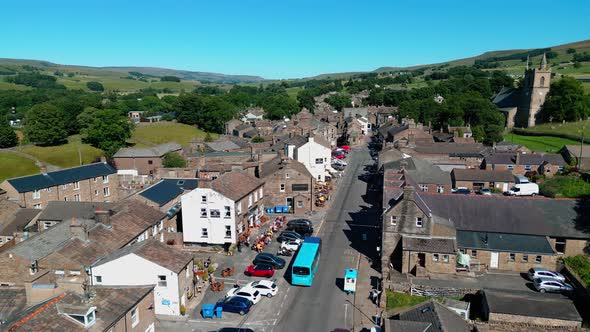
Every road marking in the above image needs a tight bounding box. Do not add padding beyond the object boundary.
[314,217,325,236]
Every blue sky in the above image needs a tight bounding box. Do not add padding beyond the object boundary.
[2,0,589,79]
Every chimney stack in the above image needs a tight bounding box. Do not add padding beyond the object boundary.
[70,218,88,242]
[515,153,521,165]
[40,164,47,175]
[95,209,111,227]
[403,185,415,201]
[100,156,107,163]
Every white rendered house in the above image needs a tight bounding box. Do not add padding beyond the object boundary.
[286,136,332,182]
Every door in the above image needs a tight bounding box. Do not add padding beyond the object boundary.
[490,252,499,269]
[418,253,426,267]
[502,183,508,192]
[286,197,294,211]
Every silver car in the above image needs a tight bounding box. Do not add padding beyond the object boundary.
[527,268,566,282]
[533,278,573,294]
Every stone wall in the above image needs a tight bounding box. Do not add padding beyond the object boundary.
[488,313,581,329]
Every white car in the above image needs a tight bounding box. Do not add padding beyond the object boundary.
[332,159,347,166]
[245,280,278,298]
[281,240,300,252]
[226,285,261,304]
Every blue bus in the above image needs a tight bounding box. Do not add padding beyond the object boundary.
[291,237,321,286]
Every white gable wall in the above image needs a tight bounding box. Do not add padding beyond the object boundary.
[91,253,184,316]
[181,188,236,244]
[296,138,331,182]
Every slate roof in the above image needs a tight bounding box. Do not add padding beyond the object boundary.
[385,157,452,186]
[418,194,590,239]
[451,169,515,182]
[0,208,40,236]
[93,239,193,273]
[0,287,27,323]
[6,162,116,193]
[6,286,154,332]
[284,134,308,148]
[457,230,555,254]
[234,123,254,131]
[393,300,469,332]
[563,145,590,158]
[205,140,241,152]
[485,152,567,166]
[0,199,22,224]
[403,237,456,254]
[138,178,198,206]
[387,124,409,137]
[38,201,115,221]
[113,142,181,158]
[492,87,519,109]
[258,156,312,179]
[211,172,264,201]
[379,149,406,170]
[311,135,332,149]
[483,289,582,322]
[413,143,489,157]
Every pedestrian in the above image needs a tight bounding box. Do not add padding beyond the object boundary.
[370,289,378,304]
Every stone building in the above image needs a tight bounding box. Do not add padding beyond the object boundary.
[113,142,182,176]
[450,169,515,192]
[482,152,567,177]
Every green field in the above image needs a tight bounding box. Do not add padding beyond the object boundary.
[518,121,590,142]
[19,136,104,168]
[130,122,217,147]
[286,86,302,100]
[502,133,581,153]
[0,152,39,182]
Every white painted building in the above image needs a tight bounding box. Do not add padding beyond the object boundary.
[90,239,193,316]
[181,172,265,245]
[357,116,370,135]
[286,136,333,182]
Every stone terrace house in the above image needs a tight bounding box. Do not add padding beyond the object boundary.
[389,299,470,332]
[0,206,40,248]
[285,135,334,182]
[113,142,182,176]
[382,188,590,279]
[36,201,115,232]
[4,286,156,332]
[0,162,118,209]
[383,156,452,194]
[451,169,515,192]
[90,239,193,316]
[225,119,244,135]
[257,154,315,214]
[482,152,567,177]
[181,171,265,245]
[401,142,490,171]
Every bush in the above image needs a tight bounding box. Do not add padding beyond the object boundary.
[540,175,590,198]
[565,255,590,286]
[251,136,265,143]
[86,81,104,92]
[162,152,187,168]
[161,76,181,82]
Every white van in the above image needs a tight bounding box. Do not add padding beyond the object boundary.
[505,183,539,196]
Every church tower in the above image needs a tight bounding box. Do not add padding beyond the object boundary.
[520,53,551,127]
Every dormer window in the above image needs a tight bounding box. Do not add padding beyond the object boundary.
[65,307,97,328]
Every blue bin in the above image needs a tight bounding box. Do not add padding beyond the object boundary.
[215,306,223,318]
[266,208,274,214]
[274,206,283,213]
[201,303,215,318]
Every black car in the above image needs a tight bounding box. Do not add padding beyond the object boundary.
[277,231,304,243]
[253,253,286,269]
[217,328,255,332]
[287,219,312,228]
[452,188,471,195]
[286,223,314,236]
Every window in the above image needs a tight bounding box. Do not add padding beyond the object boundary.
[210,209,220,218]
[286,173,290,179]
[73,181,80,190]
[415,217,423,228]
[460,249,466,254]
[94,177,98,182]
[297,201,303,208]
[211,175,218,180]
[103,187,110,197]
[70,270,81,276]
[248,195,253,207]
[61,184,67,190]
[259,188,263,198]
[201,195,207,203]
[433,254,439,262]
[64,197,68,201]
[94,189,99,196]
[509,253,515,262]
[224,206,231,218]
[74,194,80,202]
[558,166,564,171]
[225,226,232,238]
[102,175,109,184]
[254,191,258,201]
[236,202,242,215]
[540,76,545,87]
[280,184,285,192]
[46,187,52,193]
[34,204,42,209]
[419,184,428,192]
[535,255,542,264]
[524,165,531,171]
[131,307,139,327]
[200,208,207,218]
[158,221,163,231]
[555,238,566,254]
[546,168,551,173]
[201,228,208,238]
[55,269,65,275]
[148,160,153,165]
[443,255,449,263]
[522,254,529,263]
[390,216,397,226]
[471,250,477,258]
[315,158,324,164]
[32,190,40,199]
[95,276,102,283]
[437,186,444,193]
[318,175,321,180]
[158,275,167,287]
[507,165,514,170]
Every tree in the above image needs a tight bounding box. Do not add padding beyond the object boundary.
[545,51,558,59]
[24,103,68,146]
[567,48,577,54]
[0,121,18,148]
[297,89,315,111]
[324,94,352,111]
[174,93,238,133]
[204,132,214,142]
[162,152,187,168]
[77,107,99,133]
[161,76,181,82]
[84,109,133,156]
[251,136,265,143]
[541,76,590,122]
[490,71,514,93]
[86,81,104,92]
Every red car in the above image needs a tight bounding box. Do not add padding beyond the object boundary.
[338,145,350,153]
[332,151,345,159]
[244,264,275,278]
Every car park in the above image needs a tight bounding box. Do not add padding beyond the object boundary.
[253,253,286,269]
[281,240,300,251]
[528,268,566,282]
[215,296,253,315]
[226,285,262,304]
[533,278,573,294]
[245,280,278,298]
[277,231,304,243]
[244,264,275,278]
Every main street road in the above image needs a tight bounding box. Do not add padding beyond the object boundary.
[275,144,380,332]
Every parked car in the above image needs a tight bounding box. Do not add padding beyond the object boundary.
[217,328,255,332]
[332,164,345,171]
[528,268,566,282]
[338,145,350,153]
[332,158,347,166]
[245,280,278,298]
[226,285,261,304]
[533,277,573,294]
[332,151,345,159]
[287,223,314,236]
[504,183,539,196]
[253,253,286,269]
[215,296,253,315]
[244,264,275,278]
[452,188,471,195]
[281,240,300,251]
[287,219,312,228]
[477,188,492,195]
[277,231,304,243]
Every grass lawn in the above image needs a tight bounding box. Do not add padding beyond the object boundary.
[502,133,580,153]
[19,138,104,168]
[519,121,590,142]
[130,123,217,147]
[386,290,427,312]
[565,255,590,287]
[0,152,39,182]
[539,175,590,198]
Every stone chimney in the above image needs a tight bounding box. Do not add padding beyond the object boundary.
[403,185,414,201]
[94,209,111,227]
[40,164,47,175]
[70,218,88,242]
[100,156,107,163]
[515,153,521,165]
